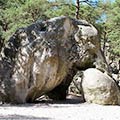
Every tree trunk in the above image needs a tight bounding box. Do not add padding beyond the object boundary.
[103,26,107,54]
[75,0,80,19]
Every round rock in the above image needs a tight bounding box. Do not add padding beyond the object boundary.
[82,68,120,105]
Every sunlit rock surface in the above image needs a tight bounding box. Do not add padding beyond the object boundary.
[82,68,120,105]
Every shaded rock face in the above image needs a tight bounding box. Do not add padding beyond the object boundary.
[0,16,108,103]
[82,68,120,105]
[69,71,83,95]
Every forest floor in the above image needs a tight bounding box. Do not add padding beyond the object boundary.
[0,98,120,120]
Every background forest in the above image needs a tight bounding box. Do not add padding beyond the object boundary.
[0,0,120,62]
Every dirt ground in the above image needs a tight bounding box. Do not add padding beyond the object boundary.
[0,98,120,120]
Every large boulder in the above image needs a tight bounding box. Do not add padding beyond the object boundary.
[0,16,109,103]
[82,68,120,105]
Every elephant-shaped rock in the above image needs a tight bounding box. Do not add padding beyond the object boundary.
[0,16,108,103]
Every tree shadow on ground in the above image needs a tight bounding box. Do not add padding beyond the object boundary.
[0,115,52,120]
[0,115,51,120]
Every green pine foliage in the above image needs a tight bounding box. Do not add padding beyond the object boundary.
[0,0,51,40]
[0,0,119,56]
[106,0,120,55]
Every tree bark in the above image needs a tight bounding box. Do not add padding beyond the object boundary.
[75,0,80,19]
[103,26,107,54]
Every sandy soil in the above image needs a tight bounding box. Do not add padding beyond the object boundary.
[0,99,120,120]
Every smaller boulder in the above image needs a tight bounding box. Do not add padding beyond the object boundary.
[82,68,120,105]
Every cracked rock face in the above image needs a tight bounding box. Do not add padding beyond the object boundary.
[82,68,120,105]
[0,16,108,103]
